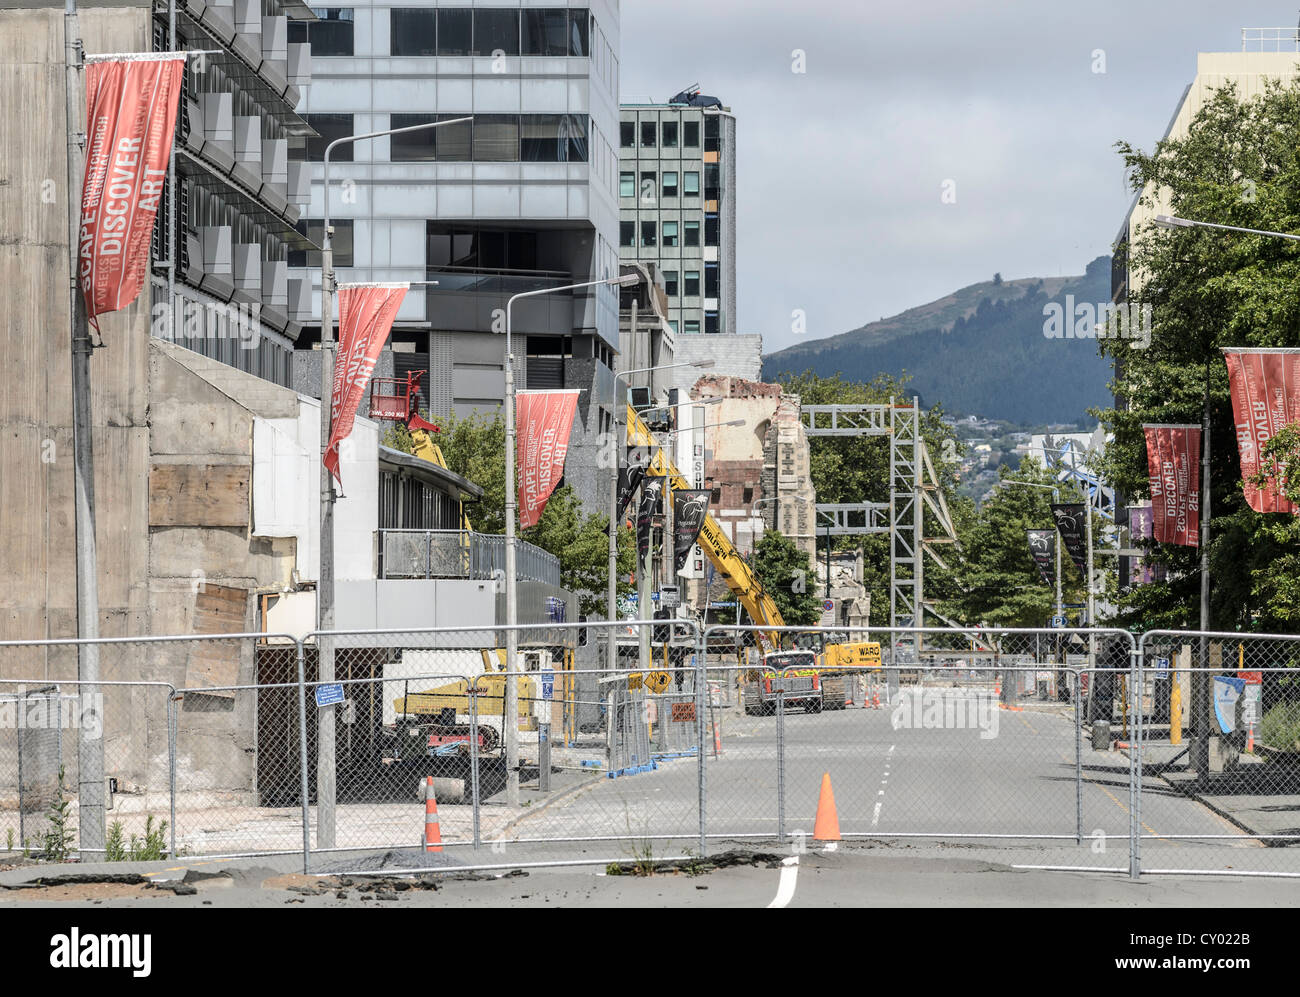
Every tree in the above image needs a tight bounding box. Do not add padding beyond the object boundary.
[381,409,634,614]
[748,530,822,626]
[1101,78,1300,631]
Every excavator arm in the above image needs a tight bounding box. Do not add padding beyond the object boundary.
[626,404,783,649]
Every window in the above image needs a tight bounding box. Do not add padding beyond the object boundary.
[662,171,678,198]
[640,120,656,147]
[473,9,519,55]
[705,163,720,200]
[683,270,700,296]
[437,8,471,55]
[426,225,539,271]
[668,320,678,334]
[290,219,352,267]
[639,171,655,203]
[662,120,678,147]
[705,262,718,298]
[305,113,354,161]
[434,113,471,160]
[620,121,634,147]
[390,113,436,160]
[662,221,678,247]
[619,221,634,247]
[685,320,701,335]
[568,9,589,56]
[683,221,700,247]
[295,8,354,56]
[619,172,635,198]
[640,221,656,247]
[705,213,719,247]
[683,171,700,195]
[473,114,519,161]
[390,9,435,56]
[743,486,753,504]
[684,119,699,147]
[663,270,678,296]
[705,311,719,334]
[521,114,587,161]
[521,9,566,55]
[705,114,720,152]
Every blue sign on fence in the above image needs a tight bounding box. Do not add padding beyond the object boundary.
[541,670,554,701]
[314,683,345,708]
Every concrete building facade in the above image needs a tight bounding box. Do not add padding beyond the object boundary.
[618,92,737,337]
[290,0,624,516]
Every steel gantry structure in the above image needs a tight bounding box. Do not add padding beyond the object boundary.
[799,399,959,647]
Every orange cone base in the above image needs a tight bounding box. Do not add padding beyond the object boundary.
[812,772,841,841]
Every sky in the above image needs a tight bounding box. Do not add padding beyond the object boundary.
[619,0,1298,352]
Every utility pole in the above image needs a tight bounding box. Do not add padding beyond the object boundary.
[64,0,105,855]
[1194,362,1212,778]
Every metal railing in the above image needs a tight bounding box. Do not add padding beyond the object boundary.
[1242,27,1300,51]
[377,529,560,585]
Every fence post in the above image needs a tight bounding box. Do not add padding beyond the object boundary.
[15,692,23,847]
[294,639,311,875]
[776,686,786,846]
[696,625,707,858]
[1074,668,1083,846]
[469,678,481,850]
[168,687,178,860]
[1130,637,1142,880]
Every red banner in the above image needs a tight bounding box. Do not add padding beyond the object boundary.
[517,389,579,529]
[1223,348,1300,515]
[324,284,408,483]
[79,54,186,331]
[1143,424,1200,546]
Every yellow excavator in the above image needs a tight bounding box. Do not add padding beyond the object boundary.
[625,403,880,712]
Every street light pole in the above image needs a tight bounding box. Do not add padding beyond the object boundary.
[317,116,470,846]
[505,273,639,807]
[1000,480,1062,625]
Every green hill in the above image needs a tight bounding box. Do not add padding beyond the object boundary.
[763,257,1115,425]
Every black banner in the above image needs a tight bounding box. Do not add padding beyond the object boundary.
[1027,529,1055,586]
[617,462,645,523]
[636,477,663,562]
[1050,503,1088,581]
[673,489,711,573]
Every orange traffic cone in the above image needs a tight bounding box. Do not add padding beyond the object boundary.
[812,773,841,842]
[424,776,443,852]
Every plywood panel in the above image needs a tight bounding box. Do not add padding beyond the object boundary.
[184,583,247,695]
[149,464,249,528]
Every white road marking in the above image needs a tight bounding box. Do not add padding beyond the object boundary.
[871,745,897,832]
[872,802,883,827]
[768,856,799,908]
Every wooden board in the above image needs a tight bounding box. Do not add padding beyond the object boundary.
[184,583,247,696]
[150,464,249,528]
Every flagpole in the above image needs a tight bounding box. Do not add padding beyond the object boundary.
[64,0,106,856]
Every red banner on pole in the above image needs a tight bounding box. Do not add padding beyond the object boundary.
[78,53,186,331]
[1142,424,1200,546]
[517,389,579,529]
[324,284,408,484]
[1223,348,1300,515]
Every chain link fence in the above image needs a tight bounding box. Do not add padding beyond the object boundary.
[2,623,1299,877]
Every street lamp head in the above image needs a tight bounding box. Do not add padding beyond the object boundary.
[692,359,716,369]
[1153,214,1192,229]
[612,273,641,287]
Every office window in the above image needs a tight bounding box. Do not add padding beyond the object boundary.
[620,121,634,147]
[295,8,354,56]
[705,311,719,334]
[662,171,678,197]
[705,262,718,297]
[305,113,353,161]
[569,9,589,56]
[619,221,634,247]
[683,221,700,247]
[705,213,719,247]
[640,120,656,147]
[437,8,471,54]
[662,221,678,247]
[522,9,567,55]
[619,172,635,198]
[705,115,720,152]
[289,219,352,267]
[639,170,655,203]
[662,120,678,147]
[473,114,519,161]
[391,9,435,56]
[640,221,656,247]
[426,225,538,271]
[684,119,699,146]
[683,171,700,195]
[434,113,471,160]
[663,270,678,296]
[684,319,700,335]
[390,113,436,160]
[473,9,519,55]
[683,270,700,296]
[521,114,588,162]
[668,320,678,334]
[705,162,720,200]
